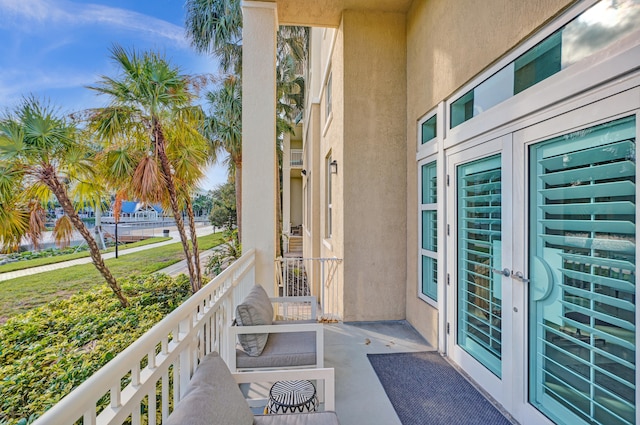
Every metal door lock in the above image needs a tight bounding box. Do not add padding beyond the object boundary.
[492,267,511,277]
[512,271,530,283]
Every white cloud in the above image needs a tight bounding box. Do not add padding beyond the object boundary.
[0,0,61,21]
[0,0,187,47]
[0,68,97,106]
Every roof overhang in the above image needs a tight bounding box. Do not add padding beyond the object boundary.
[272,0,412,27]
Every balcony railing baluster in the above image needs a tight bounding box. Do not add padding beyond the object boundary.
[31,250,257,425]
[290,149,303,168]
[275,257,343,321]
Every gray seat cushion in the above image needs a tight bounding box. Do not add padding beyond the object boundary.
[164,352,254,425]
[236,285,274,356]
[237,331,317,369]
[254,412,340,425]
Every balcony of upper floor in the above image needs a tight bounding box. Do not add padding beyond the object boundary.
[290,148,303,170]
[27,245,522,425]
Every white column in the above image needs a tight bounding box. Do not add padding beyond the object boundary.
[241,1,277,294]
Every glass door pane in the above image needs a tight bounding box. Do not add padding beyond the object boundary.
[457,154,503,377]
[529,116,636,425]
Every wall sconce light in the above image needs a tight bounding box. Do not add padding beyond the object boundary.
[330,160,338,174]
[301,169,307,176]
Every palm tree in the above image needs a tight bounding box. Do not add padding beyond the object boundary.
[0,97,129,307]
[185,0,242,74]
[165,107,212,289]
[276,27,307,127]
[204,75,242,237]
[88,45,210,293]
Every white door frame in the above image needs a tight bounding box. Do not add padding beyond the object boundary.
[444,82,640,425]
[510,87,640,424]
[445,134,514,408]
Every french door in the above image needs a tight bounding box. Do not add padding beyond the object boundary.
[522,114,636,425]
[447,135,516,405]
[447,89,638,425]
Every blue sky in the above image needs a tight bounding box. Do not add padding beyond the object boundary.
[0,0,228,190]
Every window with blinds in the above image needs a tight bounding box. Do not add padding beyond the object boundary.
[421,161,438,301]
[529,116,636,425]
[457,154,502,377]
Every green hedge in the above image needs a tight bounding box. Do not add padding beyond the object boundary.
[0,274,191,425]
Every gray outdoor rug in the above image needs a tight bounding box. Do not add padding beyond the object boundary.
[367,351,513,425]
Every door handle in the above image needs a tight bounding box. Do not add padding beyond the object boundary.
[512,271,530,283]
[492,267,511,277]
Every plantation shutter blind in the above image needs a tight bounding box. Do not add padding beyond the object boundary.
[458,154,503,377]
[421,161,438,301]
[530,116,636,425]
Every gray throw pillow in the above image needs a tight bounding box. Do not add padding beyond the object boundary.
[164,352,254,425]
[236,284,274,356]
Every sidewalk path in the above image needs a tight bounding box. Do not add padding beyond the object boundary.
[159,246,219,277]
[0,226,216,282]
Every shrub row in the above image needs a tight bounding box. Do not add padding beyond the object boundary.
[0,273,191,425]
[0,246,90,264]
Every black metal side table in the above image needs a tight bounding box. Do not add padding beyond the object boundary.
[266,380,318,414]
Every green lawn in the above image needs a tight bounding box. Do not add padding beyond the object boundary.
[0,237,172,273]
[0,232,224,322]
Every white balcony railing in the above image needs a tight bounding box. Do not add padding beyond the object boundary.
[275,257,343,322]
[290,149,303,168]
[33,249,257,425]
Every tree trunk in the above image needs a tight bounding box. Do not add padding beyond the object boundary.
[275,156,282,257]
[94,205,105,250]
[185,196,203,289]
[235,161,242,241]
[43,172,129,308]
[154,123,199,293]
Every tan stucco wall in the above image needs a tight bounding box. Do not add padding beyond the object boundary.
[404,0,575,345]
[300,0,575,328]
[320,25,344,260]
[303,28,324,264]
[341,10,407,321]
[303,103,321,260]
[276,0,412,27]
[405,0,574,115]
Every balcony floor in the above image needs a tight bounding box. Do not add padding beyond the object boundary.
[324,321,434,425]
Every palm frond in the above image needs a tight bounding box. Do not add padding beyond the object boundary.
[132,155,165,203]
[70,180,109,212]
[113,189,128,223]
[87,106,144,141]
[0,119,26,161]
[60,145,96,182]
[19,96,74,154]
[185,0,243,73]
[0,198,29,253]
[104,148,139,181]
[0,165,24,197]
[23,180,53,204]
[27,199,46,250]
[52,214,74,249]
